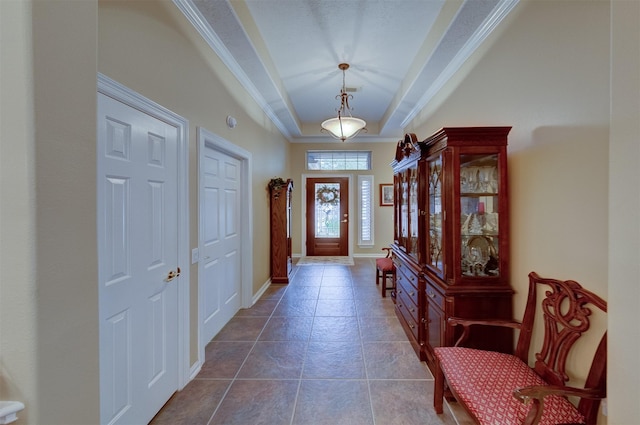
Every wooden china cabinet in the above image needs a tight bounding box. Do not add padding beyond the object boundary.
[269,178,293,283]
[391,128,513,373]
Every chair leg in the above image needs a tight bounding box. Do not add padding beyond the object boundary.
[381,272,387,297]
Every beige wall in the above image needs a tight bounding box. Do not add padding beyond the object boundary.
[1,0,100,424]
[609,1,640,422]
[0,0,39,422]
[288,142,398,257]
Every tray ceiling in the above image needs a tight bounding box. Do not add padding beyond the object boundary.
[174,0,519,142]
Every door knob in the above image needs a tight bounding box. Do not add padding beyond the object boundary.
[341,219,348,223]
[166,267,181,282]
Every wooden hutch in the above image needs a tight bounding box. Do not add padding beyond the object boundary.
[269,178,293,283]
[391,128,513,373]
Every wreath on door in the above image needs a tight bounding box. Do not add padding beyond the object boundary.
[316,185,340,206]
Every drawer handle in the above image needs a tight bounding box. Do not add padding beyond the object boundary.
[428,291,436,299]
[410,308,415,313]
[410,291,415,297]
[410,323,415,329]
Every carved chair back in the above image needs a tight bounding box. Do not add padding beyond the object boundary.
[515,272,607,420]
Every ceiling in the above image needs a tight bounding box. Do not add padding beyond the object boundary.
[173,0,519,143]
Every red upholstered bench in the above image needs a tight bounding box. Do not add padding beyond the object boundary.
[434,272,607,425]
[375,247,395,297]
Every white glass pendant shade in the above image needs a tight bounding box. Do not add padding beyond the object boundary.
[321,116,367,142]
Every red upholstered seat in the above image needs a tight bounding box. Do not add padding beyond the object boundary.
[375,257,393,271]
[375,248,396,297]
[434,347,585,425]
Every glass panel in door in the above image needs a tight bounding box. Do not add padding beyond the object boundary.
[306,177,349,256]
[314,183,340,237]
[407,165,419,259]
[400,171,409,246]
[427,155,443,273]
[459,154,500,277]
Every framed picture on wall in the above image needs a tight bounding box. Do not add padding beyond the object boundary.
[380,184,394,206]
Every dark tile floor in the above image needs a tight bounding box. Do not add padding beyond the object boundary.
[150,258,471,425]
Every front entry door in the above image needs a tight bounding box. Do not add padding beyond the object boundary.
[306,177,349,256]
[98,93,179,425]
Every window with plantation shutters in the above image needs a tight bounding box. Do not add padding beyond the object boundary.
[358,175,374,246]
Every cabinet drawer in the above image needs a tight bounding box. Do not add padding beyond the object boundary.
[425,284,444,310]
[396,296,419,341]
[395,264,419,292]
[396,281,419,308]
[396,287,420,324]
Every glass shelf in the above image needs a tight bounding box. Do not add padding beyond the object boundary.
[461,192,498,197]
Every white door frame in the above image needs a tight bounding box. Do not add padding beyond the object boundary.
[97,73,191,389]
[301,173,354,257]
[197,127,253,364]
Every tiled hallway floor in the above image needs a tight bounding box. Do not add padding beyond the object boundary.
[150,258,470,425]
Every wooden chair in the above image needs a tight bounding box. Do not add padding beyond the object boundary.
[375,247,396,297]
[434,272,607,425]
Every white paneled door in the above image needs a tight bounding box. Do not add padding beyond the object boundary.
[200,141,242,344]
[97,93,179,425]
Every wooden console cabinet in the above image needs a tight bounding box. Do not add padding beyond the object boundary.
[269,179,293,283]
[391,128,513,373]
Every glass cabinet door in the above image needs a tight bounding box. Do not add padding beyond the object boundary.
[406,164,419,259]
[399,170,409,249]
[427,155,443,273]
[459,154,500,277]
[394,174,401,243]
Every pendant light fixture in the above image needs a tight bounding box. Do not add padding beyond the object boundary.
[321,63,367,142]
